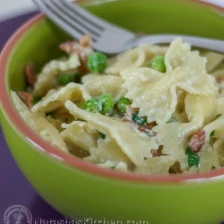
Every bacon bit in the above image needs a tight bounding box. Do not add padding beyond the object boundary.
[137,126,157,135]
[60,40,89,72]
[216,76,224,84]
[79,34,92,47]
[25,63,36,86]
[59,36,93,73]
[17,91,33,108]
[137,126,149,132]
[60,41,76,54]
[123,118,131,123]
[145,147,164,160]
[187,130,205,153]
[126,106,139,114]
[145,121,157,130]
[151,150,158,157]
[60,36,93,56]
[151,146,163,157]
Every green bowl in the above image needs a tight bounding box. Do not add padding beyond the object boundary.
[1,0,224,223]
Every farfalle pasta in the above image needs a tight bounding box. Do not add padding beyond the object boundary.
[11,36,224,175]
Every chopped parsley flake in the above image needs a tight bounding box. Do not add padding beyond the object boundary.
[210,130,215,137]
[185,146,200,167]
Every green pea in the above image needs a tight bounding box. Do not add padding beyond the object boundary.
[210,130,215,137]
[99,93,114,115]
[87,52,107,73]
[132,111,147,126]
[81,98,99,112]
[149,55,166,73]
[117,97,131,113]
[82,93,114,116]
[57,72,75,85]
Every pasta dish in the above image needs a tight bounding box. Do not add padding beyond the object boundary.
[11,35,224,175]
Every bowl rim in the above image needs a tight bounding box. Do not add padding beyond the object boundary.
[1,0,224,184]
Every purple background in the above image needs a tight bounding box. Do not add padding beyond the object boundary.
[0,12,67,223]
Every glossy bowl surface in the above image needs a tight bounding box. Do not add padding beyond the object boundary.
[1,1,224,224]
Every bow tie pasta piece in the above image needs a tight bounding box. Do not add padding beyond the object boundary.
[121,67,175,124]
[65,101,159,168]
[31,83,91,114]
[82,74,126,99]
[60,121,98,152]
[33,54,80,97]
[122,68,180,124]
[121,38,217,124]
[11,91,68,152]
[165,38,197,71]
[152,93,204,172]
[85,137,132,170]
[106,44,167,76]
[165,40,218,94]
[120,67,163,107]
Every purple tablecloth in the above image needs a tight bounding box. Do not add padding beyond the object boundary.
[0,12,66,223]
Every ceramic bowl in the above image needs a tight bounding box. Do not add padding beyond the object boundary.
[1,1,224,224]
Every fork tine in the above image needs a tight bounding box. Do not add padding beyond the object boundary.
[33,0,84,40]
[33,0,98,41]
[59,0,113,30]
[51,0,102,39]
[58,0,104,33]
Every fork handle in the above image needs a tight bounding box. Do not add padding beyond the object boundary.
[135,34,224,53]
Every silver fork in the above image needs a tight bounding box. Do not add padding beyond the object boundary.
[33,0,224,54]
